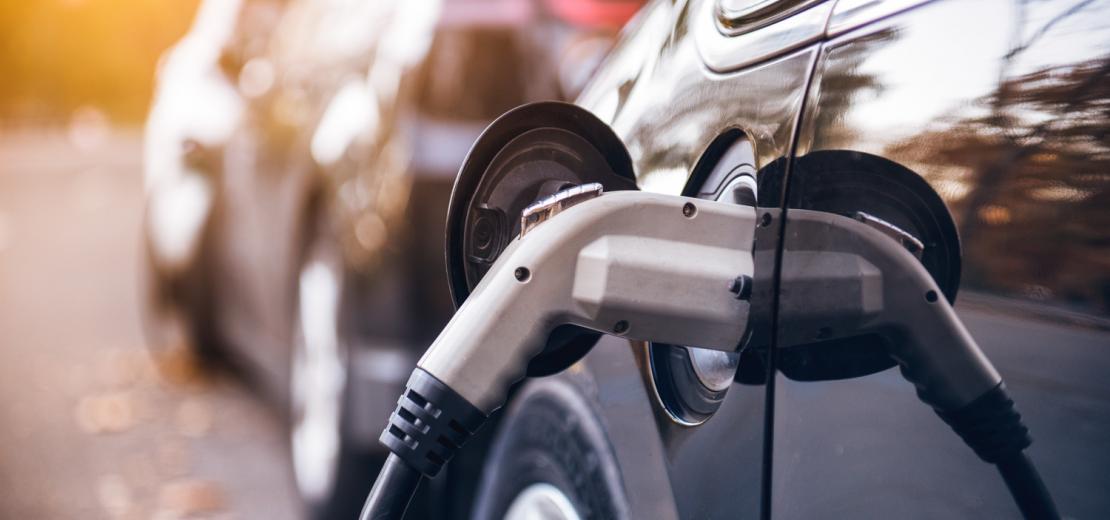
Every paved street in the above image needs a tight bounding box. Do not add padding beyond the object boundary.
[0,129,301,520]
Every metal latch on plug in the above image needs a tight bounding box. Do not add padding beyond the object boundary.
[520,183,605,238]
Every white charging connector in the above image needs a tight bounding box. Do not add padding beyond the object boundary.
[423,189,757,415]
[372,189,757,486]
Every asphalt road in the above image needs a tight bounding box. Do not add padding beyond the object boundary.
[0,129,301,520]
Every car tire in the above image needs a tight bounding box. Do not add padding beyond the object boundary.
[289,210,381,520]
[138,215,228,372]
[472,377,630,520]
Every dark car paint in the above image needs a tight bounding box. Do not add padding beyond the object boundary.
[573,0,810,515]
[779,0,1110,517]
[561,0,1109,518]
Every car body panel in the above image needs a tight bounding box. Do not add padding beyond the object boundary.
[142,0,248,282]
[576,0,1109,518]
[203,0,407,399]
[777,0,1110,517]
[576,0,816,516]
[695,0,833,72]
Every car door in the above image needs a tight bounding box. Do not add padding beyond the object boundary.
[214,0,390,392]
[573,0,825,517]
[776,0,1110,517]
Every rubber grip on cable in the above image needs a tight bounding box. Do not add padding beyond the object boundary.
[935,383,1031,464]
[379,368,488,477]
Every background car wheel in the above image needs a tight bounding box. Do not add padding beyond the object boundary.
[472,377,629,520]
[138,224,229,373]
[290,213,380,520]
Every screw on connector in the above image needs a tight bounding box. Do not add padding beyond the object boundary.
[514,267,531,282]
[729,275,753,300]
[682,202,698,218]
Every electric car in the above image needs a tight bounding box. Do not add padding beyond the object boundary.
[140,0,640,517]
[426,0,1109,518]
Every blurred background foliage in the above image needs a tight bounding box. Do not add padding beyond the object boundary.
[0,0,200,125]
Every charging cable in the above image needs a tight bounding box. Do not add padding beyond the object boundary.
[360,189,1057,519]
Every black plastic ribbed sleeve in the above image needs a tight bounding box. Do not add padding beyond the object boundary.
[379,368,488,477]
[935,383,1031,464]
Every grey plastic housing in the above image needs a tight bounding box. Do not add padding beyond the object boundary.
[777,209,1001,412]
[419,191,757,414]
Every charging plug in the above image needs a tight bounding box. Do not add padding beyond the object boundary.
[381,190,757,477]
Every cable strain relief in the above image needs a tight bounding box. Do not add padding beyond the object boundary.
[935,383,1031,464]
[379,368,488,477]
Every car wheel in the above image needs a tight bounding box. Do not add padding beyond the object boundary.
[472,377,630,520]
[290,215,380,520]
[138,224,228,371]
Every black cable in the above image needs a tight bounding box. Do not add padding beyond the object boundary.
[936,384,1059,519]
[359,454,422,520]
[996,451,1060,520]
